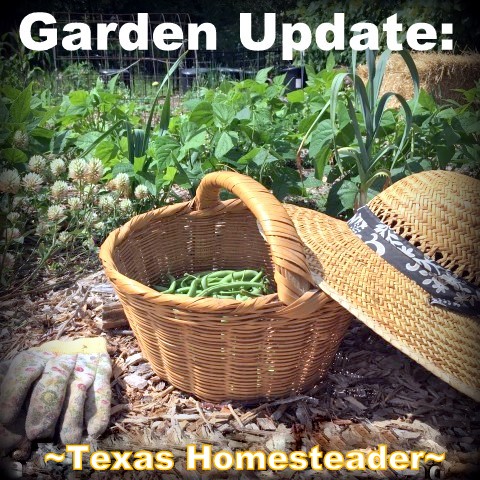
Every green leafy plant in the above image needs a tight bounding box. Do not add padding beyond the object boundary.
[300,48,419,214]
[150,67,315,200]
[406,85,480,177]
[81,53,187,201]
[0,83,60,167]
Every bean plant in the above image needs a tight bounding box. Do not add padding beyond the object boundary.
[1,45,479,292]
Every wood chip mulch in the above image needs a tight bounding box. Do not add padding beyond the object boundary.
[0,270,478,479]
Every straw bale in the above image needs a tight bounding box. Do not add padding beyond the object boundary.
[357,52,480,105]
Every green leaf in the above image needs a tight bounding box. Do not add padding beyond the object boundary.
[1,148,28,164]
[271,168,302,200]
[252,148,277,166]
[1,86,21,100]
[436,107,456,120]
[398,49,420,106]
[159,85,171,133]
[438,124,461,146]
[326,52,335,71]
[133,129,146,158]
[75,131,103,151]
[325,179,358,216]
[81,120,123,158]
[183,128,206,151]
[95,141,118,163]
[69,90,89,107]
[135,174,157,195]
[237,147,261,165]
[309,119,333,158]
[190,101,214,125]
[286,90,305,103]
[0,99,9,123]
[215,131,234,158]
[112,162,134,177]
[235,106,251,120]
[417,89,436,112]
[436,145,455,167]
[9,83,32,124]
[213,103,235,127]
[372,49,391,103]
[133,155,146,173]
[164,165,177,182]
[143,51,188,151]
[314,145,331,180]
[255,67,273,84]
[31,127,54,140]
[50,130,73,154]
[107,74,119,92]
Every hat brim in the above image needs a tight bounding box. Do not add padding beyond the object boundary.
[284,204,480,402]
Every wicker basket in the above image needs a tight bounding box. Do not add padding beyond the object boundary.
[99,172,351,402]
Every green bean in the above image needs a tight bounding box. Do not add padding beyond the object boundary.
[154,269,272,300]
[252,271,265,283]
[176,286,191,294]
[206,270,236,279]
[164,280,177,294]
[232,270,258,280]
[153,285,167,292]
[180,274,196,288]
[198,281,264,297]
[187,278,201,297]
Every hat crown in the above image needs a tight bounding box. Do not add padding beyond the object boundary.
[368,170,480,287]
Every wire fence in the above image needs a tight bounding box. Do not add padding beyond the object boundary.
[43,12,290,99]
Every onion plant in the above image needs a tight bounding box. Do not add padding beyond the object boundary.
[303,48,420,210]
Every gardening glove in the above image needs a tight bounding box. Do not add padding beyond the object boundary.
[0,337,112,446]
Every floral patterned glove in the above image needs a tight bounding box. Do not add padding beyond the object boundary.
[0,337,112,445]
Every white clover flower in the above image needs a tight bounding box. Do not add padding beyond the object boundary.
[85,158,104,184]
[4,228,21,243]
[114,173,130,195]
[0,252,15,269]
[6,212,20,224]
[50,158,66,177]
[0,169,21,194]
[84,211,98,224]
[68,158,88,181]
[93,221,105,231]
[98,194,115,213]
[50,180,69,200]
[35,222,50,236]
[22,172,44,192]
[119,198,132,213]
[12,130,29,150]
[134,184,149,199]
[28,155,47,173]
[68,197,82,210]
[47,204,65,222]
[58,231,72,244]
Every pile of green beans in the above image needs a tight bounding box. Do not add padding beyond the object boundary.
[152,269,272,300]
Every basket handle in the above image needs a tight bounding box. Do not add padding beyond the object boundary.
[194,171,316,305]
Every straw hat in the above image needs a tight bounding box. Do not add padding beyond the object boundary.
[284,170,480,401]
